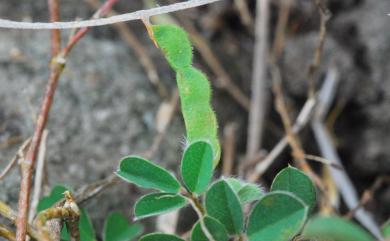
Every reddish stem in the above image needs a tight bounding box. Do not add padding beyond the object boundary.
[16,65,64,241]
[48,0,61,56]
[15,1,120,240]
[62,0,120,57]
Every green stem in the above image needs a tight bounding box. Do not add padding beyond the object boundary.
[182,191,215,241]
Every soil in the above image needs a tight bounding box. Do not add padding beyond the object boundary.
[0,0,389,238]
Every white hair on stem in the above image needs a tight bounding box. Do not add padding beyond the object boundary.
[0,0,222,30]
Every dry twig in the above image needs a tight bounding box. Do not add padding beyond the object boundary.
[29,130,49,222]
[246,0,270,160]
[248,97,316,182]
[222,123,238,176]
[0,0,224,30]
[311,67,383,240]
[48,0,61,56]
[233,0,254,32]
[345,176,390,219]
[311,72,384,240]
[0,224,16,241]
[271,67,326,193]
[0,138,31,181]
[307,0,331,98]
[0,201,50,241]
[15,1,120,240]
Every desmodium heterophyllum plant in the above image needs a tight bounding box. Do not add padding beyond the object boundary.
[35,23,381,241]
[113,23,379,241]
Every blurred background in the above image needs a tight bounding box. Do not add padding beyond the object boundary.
[0,0,389,237]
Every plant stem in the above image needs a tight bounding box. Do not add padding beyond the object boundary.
[62,0,120,57]
[48,0,61,56]
[0,224,16,241]
[15,1,120,240]
[185,193,215,241]
[16,60,65,241]
[0,0,223,30]
[246,0,270,160]
[1,201,50,241]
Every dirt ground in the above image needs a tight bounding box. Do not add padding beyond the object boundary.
[0,0,389,238]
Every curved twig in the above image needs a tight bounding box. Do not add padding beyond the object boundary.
[0,0,223,30]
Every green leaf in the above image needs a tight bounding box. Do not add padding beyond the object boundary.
[237,183,263,204]
[176,67,221,166]
[150,23,221,166]
[191,216,229,241]
[383,220,390,238]
[103,212,143,241]
[62,209,96,241]
[152,25,192,70]
[226,178,263,204]
[181,141,214,194]
[225,178,243,193]
[205,180,243,235]
[139,233,184,241]
[271,165,316,210]
[117,156,181,193]
[134,193,187,219]
[302,216,375,241]
[247,191,308,241]
[37,185,69,212]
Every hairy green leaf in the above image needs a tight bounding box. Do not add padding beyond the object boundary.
[191,216,229,241]
[134,193,187,219]
[152,25,192,70]
[205,180,243,234]
[247,191,308,241]
[103,212,143,241]
[225,178,243,193]
[271,165,316,210]
[117,156,180,193]
[302,216,375,241]
[237,183,263,203]
[176,67,220,166]
[226,178,263,203]
[151,24,221,166]
[181,141,214,194]
[139,233,184,241]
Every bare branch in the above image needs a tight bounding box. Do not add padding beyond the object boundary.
[29,130,49,222]
[0,224,16,241]
[311,68,384,240]
[0,138,31,181]
[307,0,331,97]
[246,0,270,159]
[0,0,223,30]
[15,1,120,240]
[48,0,61,55]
